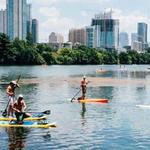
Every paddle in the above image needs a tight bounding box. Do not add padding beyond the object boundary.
[16,75,21,87]
[2,101,9,117]
[2,75,21,117]
[70,89,81,102]
[28,110,51,115]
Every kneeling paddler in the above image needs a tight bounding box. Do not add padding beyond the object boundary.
[12,94,31,124]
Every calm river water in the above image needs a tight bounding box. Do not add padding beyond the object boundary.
[1,65,150,150]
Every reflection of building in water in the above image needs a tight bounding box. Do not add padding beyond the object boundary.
[89,86,114,100]
[130,71,146,79]
[6,127,30,150]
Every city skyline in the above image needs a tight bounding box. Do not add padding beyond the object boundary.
[0,0,150,43]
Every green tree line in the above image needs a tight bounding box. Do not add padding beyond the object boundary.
[0,33,150,65]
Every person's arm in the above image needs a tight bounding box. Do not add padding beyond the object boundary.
[22,100,27,111]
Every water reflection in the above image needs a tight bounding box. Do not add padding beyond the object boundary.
[42,131,51,142]
[1,65,150,149]
[6,127,30,150]
[80,103,86,126]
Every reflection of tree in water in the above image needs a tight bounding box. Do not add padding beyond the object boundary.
[6,127,30,150]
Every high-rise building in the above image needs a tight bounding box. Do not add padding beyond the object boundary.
[0,9,7,34]
[69,28,86,46]
[49,32,64,44]
[32,19,38,43]
[132,41,143,52]
[6,0,31,40]
[91,11,119,50]
[131,33,142,51]
[86,26,94,48]
[119,32,129,48]
[131,33,138,43]
[26,4,32,34]
[49,32,64,49]
[137,22,148,50]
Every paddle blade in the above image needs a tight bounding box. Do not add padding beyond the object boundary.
[2,110,7,117]
[43,110,51,115]
[70,98,75,102]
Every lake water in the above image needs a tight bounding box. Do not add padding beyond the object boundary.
[1,65,150,149]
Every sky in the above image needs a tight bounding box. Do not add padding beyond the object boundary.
[0,0,150,43]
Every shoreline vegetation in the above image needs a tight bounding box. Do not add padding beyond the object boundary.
[1,33,150,65]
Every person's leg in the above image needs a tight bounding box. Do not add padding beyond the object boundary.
[23,113,31,119]
[82,88,86,99]
[7,96,14,117]
[15,112,24,124]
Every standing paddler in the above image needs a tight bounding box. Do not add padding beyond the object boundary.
[5,76,20,117]
[78,76,89,100]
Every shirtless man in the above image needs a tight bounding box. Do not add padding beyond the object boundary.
[12,94,31,123]
[6,80,19,117]
[78,76,89,100]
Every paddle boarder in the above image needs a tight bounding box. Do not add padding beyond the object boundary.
[6,80,20,117]
[78,76,89,100]
[12,94,31,124]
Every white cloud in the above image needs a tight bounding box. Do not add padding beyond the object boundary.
[0,0,6,9]
[63,0,110,3]
[113,8,150,43]
[39,17,75,42]
[28,0,59,6]
[39,7,60,18]
[38,6,150,43]
[1,1,150,43]
[88,0,110,4]
[114,9,149,31]
[37,6,77,42]
[80,11,88,17]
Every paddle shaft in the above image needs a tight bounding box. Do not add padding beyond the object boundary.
[16,75,21,85]
[71,89,81,102]
[2,100,10,117]
[26,110,51,115]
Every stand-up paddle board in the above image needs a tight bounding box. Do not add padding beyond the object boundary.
[73,98,109,103]
[0,112,47,121]
[0,120,56,128]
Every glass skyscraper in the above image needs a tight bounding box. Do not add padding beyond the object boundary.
[26,4,32,34]
[91,11,119,50]
[7,0,31,40]
[119,32,129,48]
[86,26,94,48]
[137,22,148,50]
[0,9,7,34]
[32,19,39,43]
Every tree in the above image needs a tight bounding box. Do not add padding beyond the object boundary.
[26,32,33,45]
[0,33,16,64]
